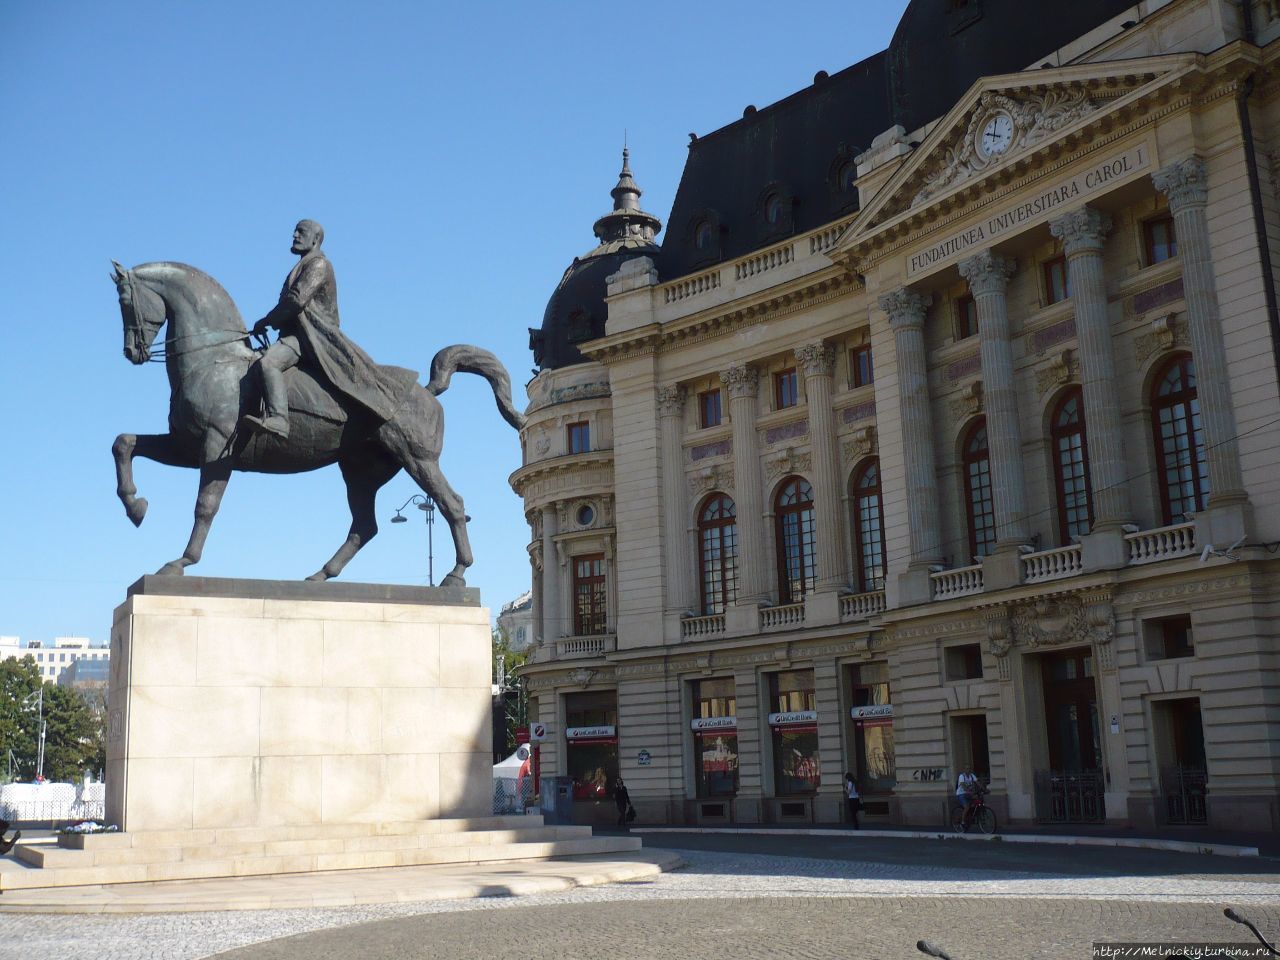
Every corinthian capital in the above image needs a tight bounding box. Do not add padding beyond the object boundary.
[656,385,686,418]
[719,364,759,400]
[1049,206,1112,256]
[1152,156,1207,212]
[958,250,1017,297]
[878,288,930,330]
[795,342,835,379]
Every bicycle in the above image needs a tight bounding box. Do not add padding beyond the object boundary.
[949,785,997,835]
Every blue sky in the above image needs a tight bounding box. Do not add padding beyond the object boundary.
[0,1,904,644]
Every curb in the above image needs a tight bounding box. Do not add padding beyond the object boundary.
[633,826,1260,858]
[0,851,685,914]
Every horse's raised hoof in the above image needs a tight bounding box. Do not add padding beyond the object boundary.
[155,561,185,577]
[304,570,330,582]
[441,573,466,588]
[126,498,149,527]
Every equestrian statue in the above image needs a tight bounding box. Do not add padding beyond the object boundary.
[110,219,525,585]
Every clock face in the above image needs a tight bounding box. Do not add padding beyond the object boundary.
[980,113,1014,158]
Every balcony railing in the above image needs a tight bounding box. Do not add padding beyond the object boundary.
[681,614,726,639]
[840,590,886,622]
[760,603,805,630]
[931,564,983,600]
[1021,543,1083,584]
[556,634,615,660]
[1126,521,1196,565]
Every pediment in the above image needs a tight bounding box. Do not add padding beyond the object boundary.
[835,54,1200,257]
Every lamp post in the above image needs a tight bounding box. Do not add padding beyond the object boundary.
[391,494,437,586]
[20,688,46,782]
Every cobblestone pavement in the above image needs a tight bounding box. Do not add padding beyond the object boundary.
[4,839,1279,960]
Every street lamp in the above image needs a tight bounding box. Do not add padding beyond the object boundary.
[391,494,436,586]
[20,688,46,782]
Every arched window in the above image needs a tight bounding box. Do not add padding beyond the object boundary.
[698,494,739,615]
[764,193,783,224]
[1151,354,1208,523]
[775,477,816,603]
[851,459,885,593]
[1051,387,1093,544]
[962,420,996,560]
[694,220,714,251]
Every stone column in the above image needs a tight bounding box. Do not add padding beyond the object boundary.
[959,251,1029,550]
[540,505,561,643]
[1050,207,1132,532]
[879,289,940,606]
[721,364,769,604]
[658,386,693,615]
[796,342,849,592]
[1152,157,1249,511]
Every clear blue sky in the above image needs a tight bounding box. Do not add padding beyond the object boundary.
[0,1,904,644]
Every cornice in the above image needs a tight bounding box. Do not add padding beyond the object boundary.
[508,449,615,495]
[581,269,861,366]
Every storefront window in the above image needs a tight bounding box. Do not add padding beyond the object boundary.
[851,662,896,793]
[564,691,618,801]
[768,670,819,796]
[692,677,738,798]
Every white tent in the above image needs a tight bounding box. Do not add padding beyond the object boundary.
[493,744,531,778]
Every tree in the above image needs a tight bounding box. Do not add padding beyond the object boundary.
[41,684,99,782]
[0,658,41,781]
[492,628,529,757]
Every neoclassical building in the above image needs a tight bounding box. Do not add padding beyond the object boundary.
[511,0,1280,831]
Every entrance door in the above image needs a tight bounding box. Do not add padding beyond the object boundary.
[1042,648,1100,771]
[1036,648,1105,822]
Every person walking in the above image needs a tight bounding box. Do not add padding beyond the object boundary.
[844,772,861,829]
[613,777,632,828]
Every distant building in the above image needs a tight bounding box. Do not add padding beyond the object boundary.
[497,591,535,652]
[1,637,110,684]
[59,657,110,690]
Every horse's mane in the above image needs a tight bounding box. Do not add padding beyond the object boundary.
[133,261,247,332]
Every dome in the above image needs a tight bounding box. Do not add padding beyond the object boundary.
[530,149,662,371]
[887,0,1136,134]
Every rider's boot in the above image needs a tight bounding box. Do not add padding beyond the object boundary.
[241,366,290,439]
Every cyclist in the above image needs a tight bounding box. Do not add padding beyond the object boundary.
[955,765,980,823]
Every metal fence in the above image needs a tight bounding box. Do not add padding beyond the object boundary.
[1033,769,1106,823]
[1162,765,1208,824]
[0,782,105,824]
[492,776,534,816]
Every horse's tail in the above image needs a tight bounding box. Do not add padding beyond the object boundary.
[426,345,526,431]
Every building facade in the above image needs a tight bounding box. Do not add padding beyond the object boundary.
[497,591,535,653]
[1,637,110,684]
[513,0,1280,831]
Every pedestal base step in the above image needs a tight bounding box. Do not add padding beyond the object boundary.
[1,816,642,891]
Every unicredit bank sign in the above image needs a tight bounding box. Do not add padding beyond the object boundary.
[565,725,616,741]
[767,710,818,726]
[691,716,738,732]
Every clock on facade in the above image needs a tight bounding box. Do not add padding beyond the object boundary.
[978,112,1014,158]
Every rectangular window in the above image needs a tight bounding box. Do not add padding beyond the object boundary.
[951,714,991,783]
[768,670,818,796]
[849,345,874,388]
[956,295,979,340]
[945,643,984,681]
[566,421,590,455]
[1145,614,1194,660]
[564,690,618,801]
[850,662,896,794]
[1044,256,1071,304]
[699,389,722,428]
[692,677,738,798]
[1144,215,1177,265]
[774,368,799,409]
[572,554,607,636]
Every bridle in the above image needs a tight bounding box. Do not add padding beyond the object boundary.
[117,268,260,363]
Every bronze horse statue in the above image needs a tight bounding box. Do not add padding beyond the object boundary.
[110,261,524,584]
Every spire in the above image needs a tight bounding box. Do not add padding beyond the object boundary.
[591,145,662,248]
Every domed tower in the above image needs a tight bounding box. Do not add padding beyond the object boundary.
[529,148,662,371]
[513,151,662,659]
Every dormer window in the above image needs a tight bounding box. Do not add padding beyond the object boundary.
[694,221,715,251]
[764,193,783,225]
[839,161,858,194]
[566,309,593,344]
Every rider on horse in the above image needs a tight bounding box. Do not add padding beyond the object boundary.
[241,219,407,440]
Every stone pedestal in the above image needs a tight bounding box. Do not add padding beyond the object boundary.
[106,576,492,833]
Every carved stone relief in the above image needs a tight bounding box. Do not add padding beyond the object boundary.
[1035,350,1077,397]
[688,464,734,499]
[914,89,1098,206]
[765,447,811,484]
[1133,314,1189,366]
[949,381,984,424]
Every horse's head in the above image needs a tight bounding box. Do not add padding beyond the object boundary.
[112,261,165,364]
